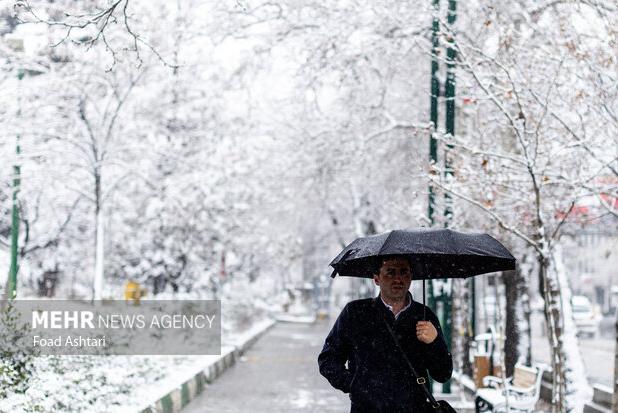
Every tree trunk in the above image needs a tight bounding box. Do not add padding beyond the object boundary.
[503,262,532,371]
[540,247,591,412]
[503,269,519,377]
[539,253,566,413]
[461,278,474,377]
[93,170,104,301]
[453,278,474,378]
[557,246,592,411]
[93,206,104,300]
[519,254,533,366]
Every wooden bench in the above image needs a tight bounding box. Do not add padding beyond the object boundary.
[474,364,544,413]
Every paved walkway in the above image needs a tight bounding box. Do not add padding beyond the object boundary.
[181,319,350,412]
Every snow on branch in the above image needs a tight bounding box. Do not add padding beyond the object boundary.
[427,172,539,250]
[365,111,429,142]
[14,0,177,70]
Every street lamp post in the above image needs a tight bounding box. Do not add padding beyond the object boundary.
[7,59,24,300]
[440,0,457,394]
[427,0,441,394]
[428,0,440,227]
[427,0,459,394]
[427,0,440,325]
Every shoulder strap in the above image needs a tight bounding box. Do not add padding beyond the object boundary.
[378,304,440,409]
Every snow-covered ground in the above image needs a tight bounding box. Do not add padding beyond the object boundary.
[1,316,274,413]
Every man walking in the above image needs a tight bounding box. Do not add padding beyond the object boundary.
[318,255,453,412]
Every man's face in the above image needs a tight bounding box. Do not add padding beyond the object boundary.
[373,257,412,301]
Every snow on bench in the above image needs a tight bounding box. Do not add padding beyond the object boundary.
[474,364,544,413]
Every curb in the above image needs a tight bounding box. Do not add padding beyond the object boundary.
[137,319,276,413]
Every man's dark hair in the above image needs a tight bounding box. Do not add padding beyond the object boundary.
[372,255,414,275]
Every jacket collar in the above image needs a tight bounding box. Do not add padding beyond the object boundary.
[373,291,414,318]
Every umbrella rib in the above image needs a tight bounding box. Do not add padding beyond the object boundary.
[377,230,395,256]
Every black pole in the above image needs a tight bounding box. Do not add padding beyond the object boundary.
[428,0,440,226]
[441,0,457,394]
[427,0,440,319]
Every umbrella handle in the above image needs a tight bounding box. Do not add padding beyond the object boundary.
[422,279,426,321]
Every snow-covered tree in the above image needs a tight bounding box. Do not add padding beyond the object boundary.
[427,1,617,410]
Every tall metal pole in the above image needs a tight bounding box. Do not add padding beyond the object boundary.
[426,0,441,394]
[441,0,457,394]
[428,0,440,224]
[444,0,456,190]
[427,0,440,316]
[8,69,24,299]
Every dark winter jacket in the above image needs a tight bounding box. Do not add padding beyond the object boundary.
[318,292,453,413]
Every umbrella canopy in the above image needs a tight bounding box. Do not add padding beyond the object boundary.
[330,228,516,279]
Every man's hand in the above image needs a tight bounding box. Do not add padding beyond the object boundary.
[416,321,438,344]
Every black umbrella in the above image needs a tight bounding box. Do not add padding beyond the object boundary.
[329,228,516,318]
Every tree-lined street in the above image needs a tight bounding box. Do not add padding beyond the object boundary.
[0,0,616,411]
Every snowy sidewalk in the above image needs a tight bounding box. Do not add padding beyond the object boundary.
[180,319,350,413]
[135,319,276,413]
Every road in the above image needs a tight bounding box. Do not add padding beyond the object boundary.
[531,312,615,387]
[579,334,615,387]
[181,319,350,413]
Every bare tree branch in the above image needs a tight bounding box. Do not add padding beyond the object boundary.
[15,0,178,70]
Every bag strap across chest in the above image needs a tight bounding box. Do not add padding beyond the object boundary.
[375,300,440,409]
